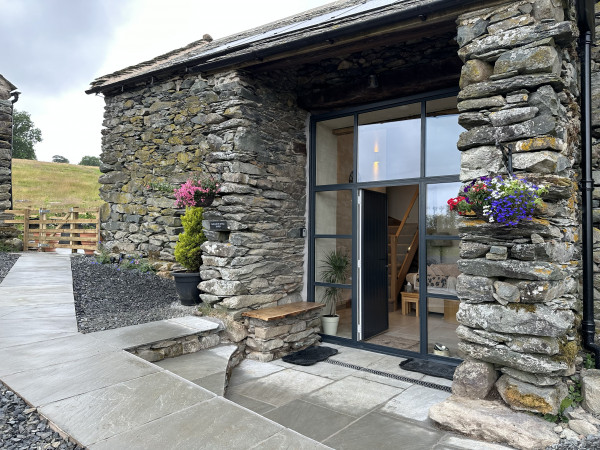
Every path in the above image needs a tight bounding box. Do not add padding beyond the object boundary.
[0,253,513,449]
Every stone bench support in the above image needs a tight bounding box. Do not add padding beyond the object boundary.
[242,302,324,362]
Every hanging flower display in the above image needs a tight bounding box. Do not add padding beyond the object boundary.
[447,175,548,226]
[174,176,221,208]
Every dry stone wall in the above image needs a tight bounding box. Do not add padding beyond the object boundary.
[452,0,581,415]
[0,75,17,244]
[590,4,600,332]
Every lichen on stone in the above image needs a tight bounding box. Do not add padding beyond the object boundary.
[504,384,553,414]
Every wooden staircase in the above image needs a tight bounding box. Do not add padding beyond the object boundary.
[387,189,419,310]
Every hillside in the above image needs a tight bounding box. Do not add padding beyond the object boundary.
[11,159,103,209]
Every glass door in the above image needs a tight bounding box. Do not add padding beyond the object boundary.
[310,89,463,359]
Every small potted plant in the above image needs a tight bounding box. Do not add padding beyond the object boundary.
[173,206,206,305]
[319,249,350,336]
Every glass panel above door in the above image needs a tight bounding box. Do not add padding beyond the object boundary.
[357,103,421,182]
[425,97,461,177]
[315,115,354,186]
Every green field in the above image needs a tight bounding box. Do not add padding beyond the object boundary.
[11,159,103,210]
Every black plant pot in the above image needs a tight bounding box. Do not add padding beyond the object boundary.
[172,272,201,306]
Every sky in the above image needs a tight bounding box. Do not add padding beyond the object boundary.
[0,0,332,163]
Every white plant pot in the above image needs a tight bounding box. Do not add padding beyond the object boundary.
[321,315,339,336]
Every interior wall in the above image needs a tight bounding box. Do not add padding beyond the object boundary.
[388,185,419,223]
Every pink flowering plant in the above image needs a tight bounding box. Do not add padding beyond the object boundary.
[448,175,547,226]
[174,176,221,208]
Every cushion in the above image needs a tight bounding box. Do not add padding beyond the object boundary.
[415,274,447,289]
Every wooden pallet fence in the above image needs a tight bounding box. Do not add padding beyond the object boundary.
[3,207,100,253]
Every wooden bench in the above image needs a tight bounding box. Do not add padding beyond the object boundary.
[242,302,324,362]
[242,301,323,321]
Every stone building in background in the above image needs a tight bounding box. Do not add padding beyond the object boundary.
[0,74,19,247]
[88,1,600,447]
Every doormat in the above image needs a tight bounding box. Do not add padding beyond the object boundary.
[399,358,456,380]
[282,346,339,366]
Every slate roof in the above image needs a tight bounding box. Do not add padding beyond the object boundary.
[87,0,458,94]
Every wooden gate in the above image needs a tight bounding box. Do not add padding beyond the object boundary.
[3,208,100,253]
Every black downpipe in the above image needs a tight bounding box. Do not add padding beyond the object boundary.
[580,29,600,368]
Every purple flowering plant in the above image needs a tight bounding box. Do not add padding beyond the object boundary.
[448,175,548,226]
[174,176,220,208]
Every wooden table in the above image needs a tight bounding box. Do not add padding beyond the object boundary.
[401,291,419,317]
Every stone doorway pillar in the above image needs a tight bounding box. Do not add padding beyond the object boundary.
[450,0,580,414]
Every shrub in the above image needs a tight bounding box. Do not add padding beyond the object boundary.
[174,207,206,271]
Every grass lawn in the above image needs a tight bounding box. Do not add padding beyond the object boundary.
[11,159,103,210]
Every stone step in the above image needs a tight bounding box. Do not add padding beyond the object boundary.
[90,316,223,363]
[154,344,239,396]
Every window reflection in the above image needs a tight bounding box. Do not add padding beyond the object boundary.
[426,182,462,235]
[315,190,352,235]
[426,98,461,177]
[358,103,421,182]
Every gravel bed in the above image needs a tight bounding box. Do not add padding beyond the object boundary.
[72,255,197,333]
[547,435,600,450]
[0,383,83,450]
[0,251,19,282]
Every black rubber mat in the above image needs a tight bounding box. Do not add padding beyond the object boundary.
[399,358,456,380]
[282,346,339,366]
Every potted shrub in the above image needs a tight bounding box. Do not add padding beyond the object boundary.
[173,206,206,305]
[319,249,350,336]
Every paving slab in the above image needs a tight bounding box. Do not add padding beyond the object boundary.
[155,349,228,380]
[39,371,214,446]
[0,333,111,376]
[89,397,292,450]
[2,351,159,406]
[250,429,332,449]
[380,385,451,422]
[264,399,356,442]
[228,358,286,387]
[231,368,335,407]
[166,315,222,331]
[224,391,277,414]
[0,302,76,319]
[304,375,399,417]
[0,285,74,306]
[89,318,218,349]
[327,346,389,367]
[323,412,444,450]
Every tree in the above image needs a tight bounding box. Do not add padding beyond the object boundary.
[52,155,69,164]
[12,109,42,160]
[79,155,101,166]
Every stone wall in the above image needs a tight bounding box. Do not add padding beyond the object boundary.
[0,75,17,245]
[452,0,582,415]
[590,4,600,331]
[99,69,308,312]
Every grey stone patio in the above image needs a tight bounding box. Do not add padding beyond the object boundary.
[0,253,513,449]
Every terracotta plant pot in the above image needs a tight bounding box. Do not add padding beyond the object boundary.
[79,232,97,255]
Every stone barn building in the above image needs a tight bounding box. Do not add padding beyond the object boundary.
[88,0,600,444]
